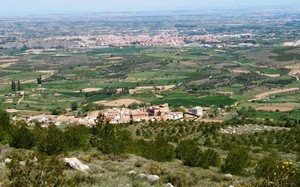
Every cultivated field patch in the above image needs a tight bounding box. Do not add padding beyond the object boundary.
[255,106,294,112]
[129,85,175,93]
[232,69,250,73]
[95,98,143,107]
[76,88,102,93]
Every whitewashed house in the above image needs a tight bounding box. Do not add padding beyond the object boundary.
[189,106,203,117]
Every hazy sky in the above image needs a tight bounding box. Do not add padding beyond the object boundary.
[1,0,300,15]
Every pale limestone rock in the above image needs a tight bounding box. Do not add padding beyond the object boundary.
[64,157,89,172]
[127,170,137,175]
[147,175,160,182]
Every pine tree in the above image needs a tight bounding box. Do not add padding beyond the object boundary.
[37,75,42,85]
[0,110,11,142]
[10,125,35,149]
[38,125,66,155]
[221,147,251,175]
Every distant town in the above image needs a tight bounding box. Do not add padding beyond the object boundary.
[1,10,300,49]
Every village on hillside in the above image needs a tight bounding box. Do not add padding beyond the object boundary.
[11,103,207,127]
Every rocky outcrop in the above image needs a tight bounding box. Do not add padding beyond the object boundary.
[64,157,89,172]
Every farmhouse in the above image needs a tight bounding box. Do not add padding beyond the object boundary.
[164,112,184,120]
[189,106,203,117]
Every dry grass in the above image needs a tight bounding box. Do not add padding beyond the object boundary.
[65,152,226,187]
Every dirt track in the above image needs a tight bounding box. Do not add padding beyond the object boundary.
[250,88,299,101]
[0,59,20,68]
[20,70,56,84]
[286,64,300,81]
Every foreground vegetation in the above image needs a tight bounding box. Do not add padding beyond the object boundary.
[0,110,299,186]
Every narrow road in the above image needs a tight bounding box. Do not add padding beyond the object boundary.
[249,88,299,101]
[17,95,24,106]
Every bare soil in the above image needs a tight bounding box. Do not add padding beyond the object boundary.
[95,98,143,107]
[232,69,250,73]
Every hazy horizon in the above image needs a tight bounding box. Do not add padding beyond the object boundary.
[1,0,300,16]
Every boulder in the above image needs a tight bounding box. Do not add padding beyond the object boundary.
[166,183,174,187]
[138,173,146,178]
[4,158,11,163]
[64,157,89,172]
[33,157,38,162]
[19,161,26,166]
[127,170,137,175]
[147,175,160,182]
[224,173,234,180]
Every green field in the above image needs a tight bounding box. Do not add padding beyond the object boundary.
[0,46,299,122]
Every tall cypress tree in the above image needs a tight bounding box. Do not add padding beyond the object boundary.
[11,80,16,92]
[17,79,21,91]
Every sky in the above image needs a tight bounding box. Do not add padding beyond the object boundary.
[1,0,300,16]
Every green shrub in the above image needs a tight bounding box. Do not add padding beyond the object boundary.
[176,140,220,169]
[221,147,251,176]
[5,152,75,187]
[255,152,299,187]
[10,125,35,149]
[38,125,66,155]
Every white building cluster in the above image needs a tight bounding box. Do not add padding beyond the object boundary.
[104,103,183,124]
[17,103,186,126]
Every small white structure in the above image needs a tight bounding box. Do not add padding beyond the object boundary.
[165,112,184,120]
[189,106,203,117]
